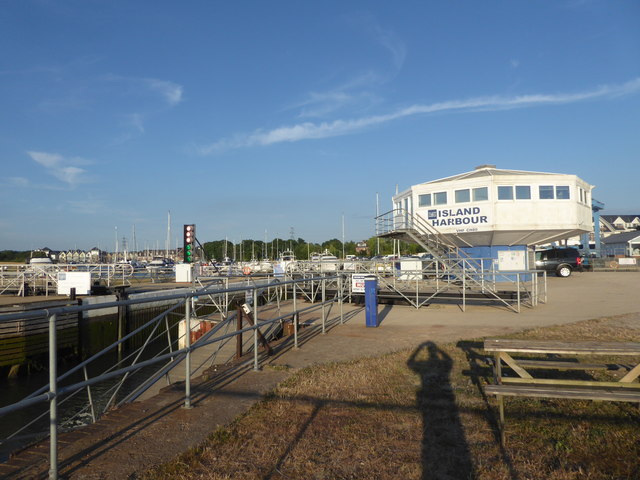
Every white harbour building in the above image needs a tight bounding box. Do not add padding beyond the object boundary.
[379,165,595,270]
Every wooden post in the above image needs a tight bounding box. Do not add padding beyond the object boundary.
[236,306,243,359]
[498,395,506,446]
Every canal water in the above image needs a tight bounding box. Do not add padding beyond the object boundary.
[0,302,187,462]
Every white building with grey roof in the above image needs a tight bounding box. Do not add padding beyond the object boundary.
[391,165,594,248]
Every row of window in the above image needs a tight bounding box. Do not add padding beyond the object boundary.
[418,185,572,207]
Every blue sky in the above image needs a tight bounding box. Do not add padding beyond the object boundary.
[1,1,639,252]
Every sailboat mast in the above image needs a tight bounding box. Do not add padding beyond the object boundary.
[165,211,171,259]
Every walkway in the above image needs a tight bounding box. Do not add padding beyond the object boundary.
[1,271,639,479]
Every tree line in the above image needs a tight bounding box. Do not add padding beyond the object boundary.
[0,236,424,264]
[200,236,423,262]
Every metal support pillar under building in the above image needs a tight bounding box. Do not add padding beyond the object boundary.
[591,198,605,256]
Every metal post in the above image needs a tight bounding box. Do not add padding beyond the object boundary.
[224,277,229,320]
[83,366,97,423]
[493,262,497,292]
[48,313,58,480]
[338,274,344,324]
[321,276,326,334]
[253,287,259,371]
[462,263,466,312]
[184,296,192,409]
[516,273,521,313]
[293,282,299,348]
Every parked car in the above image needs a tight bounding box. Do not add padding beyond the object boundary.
[535,247,582,277]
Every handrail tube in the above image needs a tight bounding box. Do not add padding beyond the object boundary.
[4,287,340,418]
[0,275,337,324]
[25,300,186,401]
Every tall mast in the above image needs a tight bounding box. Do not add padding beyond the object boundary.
[165,211,171,258]
[376,192,380,256]
[132,224,137,259]
[342,213,345,259]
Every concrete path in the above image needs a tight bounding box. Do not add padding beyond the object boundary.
[1,271,639,479]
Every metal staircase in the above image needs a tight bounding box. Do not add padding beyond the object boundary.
[375,209,518,309]
[376,208,479,269]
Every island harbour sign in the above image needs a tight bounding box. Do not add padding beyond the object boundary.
[427,206,489,231]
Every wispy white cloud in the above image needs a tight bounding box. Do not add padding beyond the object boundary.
[372,22,406,71]
[29,151,63,168]
[27,151,93,187]
[126,113,145,134]
[288,15,404,120]
[198,77,640,154]
[293,87,382,119]
[346,12,406,72]
[144,78,183,106]
[104,74,184,107]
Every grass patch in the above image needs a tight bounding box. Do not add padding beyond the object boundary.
[142,314,640,480]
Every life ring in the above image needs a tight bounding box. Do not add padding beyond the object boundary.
[609,261,619,269]
[243,266,252,275]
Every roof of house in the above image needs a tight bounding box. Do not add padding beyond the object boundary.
[601,215,640,222]
[418,165,574,186]
[601,231,640,244]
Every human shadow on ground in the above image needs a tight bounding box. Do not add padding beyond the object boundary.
[407,341,474,480]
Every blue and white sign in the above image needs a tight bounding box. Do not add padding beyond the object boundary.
[427,206,488,227]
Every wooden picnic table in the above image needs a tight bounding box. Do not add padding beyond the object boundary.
[482,338,640,443]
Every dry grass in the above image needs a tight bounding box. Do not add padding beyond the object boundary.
[142,314,640,480]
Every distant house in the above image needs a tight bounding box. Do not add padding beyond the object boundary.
[32,247,60,262]
[601,231,640,257]
[355,241,369,255]
[600,215,640,236]
[89,247,105,263]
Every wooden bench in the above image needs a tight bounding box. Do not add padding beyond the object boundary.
[483,338,640,443]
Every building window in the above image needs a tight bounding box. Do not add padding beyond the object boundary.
[515,185,531,199]
[539,185,554,199]
[434,191,447,205]
[418,194,431,207]
[498,186,514,200]
[556,186,570,199]
[473,187,488,201]
[455,189,470,203]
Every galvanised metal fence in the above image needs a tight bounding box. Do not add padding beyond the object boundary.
[0,274,346,480]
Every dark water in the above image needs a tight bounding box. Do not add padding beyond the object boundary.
[0,305,185,461]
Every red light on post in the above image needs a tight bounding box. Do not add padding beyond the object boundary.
[183,224,196,263]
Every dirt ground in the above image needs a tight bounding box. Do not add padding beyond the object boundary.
[1,271,639,479]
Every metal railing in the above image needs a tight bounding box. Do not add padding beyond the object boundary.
[0,263,182,296]
[0,273,347,479]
